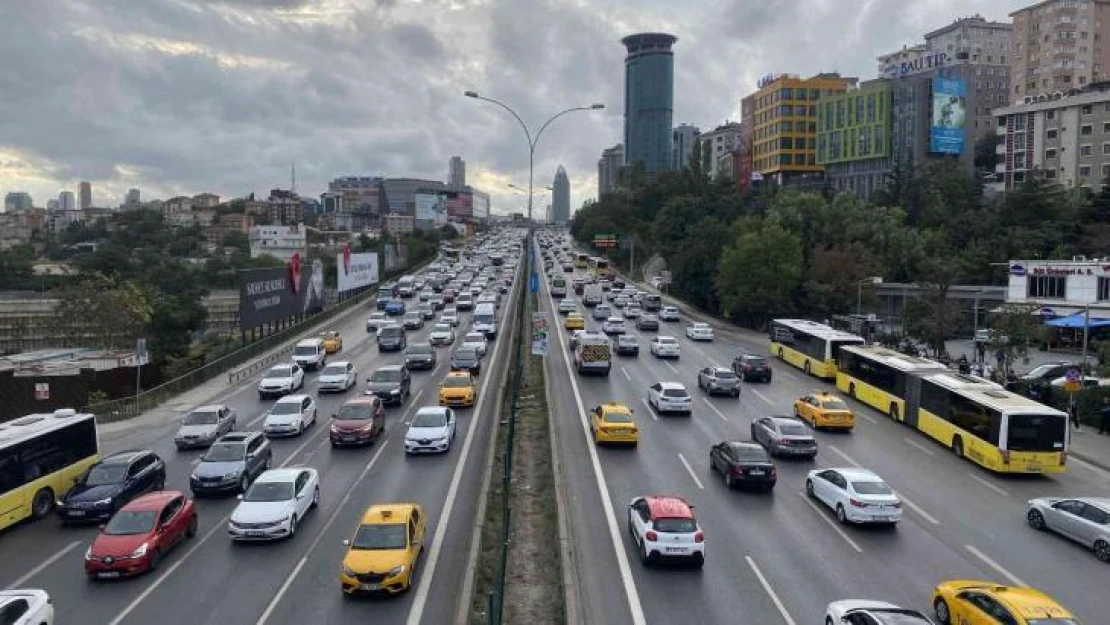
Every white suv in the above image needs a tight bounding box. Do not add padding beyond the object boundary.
[628,495,704,568]
[292,338,327,370]
[649,336,681,359]
[647,381,692,415]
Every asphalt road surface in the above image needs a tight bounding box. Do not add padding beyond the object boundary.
[0,266,521,625]
[542,252,1110,625]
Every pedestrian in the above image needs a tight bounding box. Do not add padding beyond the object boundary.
[1100,396,1110,435]
[958,354,970,375]
[976,341,986,363]
[1069,397,1081,431]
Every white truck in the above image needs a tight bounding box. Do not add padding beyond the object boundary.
[582,284,603,308]
[573,332,612,376]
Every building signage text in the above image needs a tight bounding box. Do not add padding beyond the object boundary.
[884,52,949,77]
[1030,266,1110,277]
[757,73,783,89]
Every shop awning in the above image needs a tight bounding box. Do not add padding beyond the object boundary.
[1045,313,1110,329]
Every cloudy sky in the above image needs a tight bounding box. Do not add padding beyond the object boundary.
[0,0,1016,215]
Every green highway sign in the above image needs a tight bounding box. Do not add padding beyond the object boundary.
[593,233,617,249]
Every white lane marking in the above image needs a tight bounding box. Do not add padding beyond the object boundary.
[827,445,863,468]
[664,361,680,375]
[256,439,391,625]
[903,437,936,457]
[702,398,729,422]
[1071,456,1110,480]
[677,453,704,490]
[279,426,330,468]
[3,541,80,590]
[965,545,1028,587]
[827,445,940,525]
[548,286,647,624]
[190,458,201,466]
[406,269,521,625]
[855,412,878,425]
[641,397,658,422]
[621,366,632,381]
[751,389,774,406]
[745,556,798,625]
[798,492,862,553]
[970,474,1010,497]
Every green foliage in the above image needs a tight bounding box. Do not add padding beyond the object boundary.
[716,218,803,323]
[987,303,1049,376]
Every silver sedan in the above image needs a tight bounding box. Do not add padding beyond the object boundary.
[1026,496,1110,562]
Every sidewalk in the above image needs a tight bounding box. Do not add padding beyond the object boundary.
[1069,428,1110,472]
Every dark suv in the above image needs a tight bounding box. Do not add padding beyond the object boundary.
[366,364,412,405]
[377,324,407,352]
[189,432,272,496]
[404,343,438,370]
[732,352,773,383]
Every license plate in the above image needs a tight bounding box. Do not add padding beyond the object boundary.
[247,531,264,537]
[665,547,685,553]
[1027,463,1041,471]
[70,510,85,517]
[342,436,355,442]
[98,571,120,579]
[614,429,629,435]
[874,516,893,522]
[749,469,765,475]
[360,583,381,591]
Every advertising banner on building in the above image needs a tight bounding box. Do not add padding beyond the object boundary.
[415,193,448,226]
[336,246,379,292]
[471,192,489,219]
[239,253,326,329]
[930,78,966,155]
[383,243,399,272]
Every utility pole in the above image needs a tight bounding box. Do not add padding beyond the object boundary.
[629,236,635,281]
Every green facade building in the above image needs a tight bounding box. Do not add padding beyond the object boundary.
[816,80,892,199]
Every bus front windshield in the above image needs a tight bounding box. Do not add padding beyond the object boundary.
[1006,414,1067,452]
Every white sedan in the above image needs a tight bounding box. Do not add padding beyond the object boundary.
[228,468,320,541]
[317,361,357,393]
[658,306,681,322]
[557,299,577,315]
[263,394,317,437]
[0,589,54,625]
[460,332,488,357]
[404,407,457,454]
[806,468,902,525]
[685,322,714,341]
[257,364,304,399]
[649,336,681,359]
[825,600,932,625]
[429,323,455,346]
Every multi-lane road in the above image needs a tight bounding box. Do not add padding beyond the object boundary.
[0,262,522,625]
[543,248,1110,624]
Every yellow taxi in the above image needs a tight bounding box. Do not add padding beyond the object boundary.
[340,504,426,596]
[931,581,1078,625]
[439,371,477,408]
[321,331,343,353]
[590,402,639,446]
[565,313,585,331]
[793,392,855,430]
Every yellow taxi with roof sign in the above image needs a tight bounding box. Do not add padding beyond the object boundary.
[931,580,1080,625]
[320,331,343,354]
[565,312,585,331]
[340,503,425,596]
[793,391,855,430]
[438,371,477,408]
[590,402,639,446]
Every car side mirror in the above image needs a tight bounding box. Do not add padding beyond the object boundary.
[331,413,338,419]
[342,539,351,546]
[98,523,106,530]
[236,494,244,500]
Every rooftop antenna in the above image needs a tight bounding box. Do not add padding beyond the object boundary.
[291,163,296,194]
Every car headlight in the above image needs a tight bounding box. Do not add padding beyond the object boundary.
[129,543,148,559]
[224,471,240,479]
[94,498,113,507]
[387,565,407,578]
[390,389,400,395]
[341,565,356,577]
[85,546,93,560]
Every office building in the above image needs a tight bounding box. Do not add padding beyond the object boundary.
[58,191,75,212]
[672,124,701,170]
[1006,257,1110,319]
[622,32,677,175]
[328,176,382,220]
[698,122,743,179]
[817,80,893,199]
[4,192,33,213]
[750,73,857,187]
[123,188,141,210]
[878,44,929,77]
[1011,0,1110,100]
[380,178,447,215]
[924,15,1012,138]
[995,83,1110,190]
[552,166,570,223]
[449,156,466,188]
[384,214,415,235]
[249,224,306,261]
[78,182,92,210]
[597,144,624,196]
[46,199,59,211]
[888,66,978,175]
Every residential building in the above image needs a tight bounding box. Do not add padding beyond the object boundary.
[78,181,92,210]
[449,156,466,188]
[1006,257,1110,319]
[265,189,303,225]
[384,214,415,235]
[192,193,220,208]
[817,79,893,199]
[622,32,677,175]
[597,144,624,196]
[248,224,306,261]
[4,192,32,213]
[552,166,570,223]
[750,73,857,187]
[889,67,978,175]
[0,213,32,249]
[206,213,253,246]
[672,123,701,170]
[698,122,743,179]
[46,199,59,211]
[994,83,1110,190]
[1010,0,1110,100]
[924,15,1012,138]
[877,44,929,77]
[58,191,75,212]
[125,188,140,205]
[163,196,193,226]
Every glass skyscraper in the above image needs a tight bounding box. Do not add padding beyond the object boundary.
[622,33,677,175]
[552,165,570,223]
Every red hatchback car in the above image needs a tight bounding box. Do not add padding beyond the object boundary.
[85,491,198,579]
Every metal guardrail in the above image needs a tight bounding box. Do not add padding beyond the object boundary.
[227,343,296,385]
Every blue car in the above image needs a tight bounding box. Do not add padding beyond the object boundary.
[376,295,392,310]
[385,299,406,316]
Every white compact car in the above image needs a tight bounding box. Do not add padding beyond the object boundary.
[659,306,681,322]
[602,317,626,335]
[627,495,704,568]
[649,336,681,359]
[557,299,577,315]
[647,381,692,415]
[228,468,319,541]
[685,322,714,341]
[263,395,318,437]
[461,332,488,357]
[317,361,357,393]
[366,312,388,332]
[806,467,902,525]
[441,309,460,327]
[0,589,54,625]
[429,323,456,346]
[258,364,304,399]
[623,305,643,319]
[404,406,457,454]
[825,600,932,625]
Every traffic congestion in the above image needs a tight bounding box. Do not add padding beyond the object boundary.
[0,229,527,625]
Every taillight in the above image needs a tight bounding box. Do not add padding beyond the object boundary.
[850,498,868,508]
[733,466,743,476]
[694,531,704,543]
[1060,452,1067,466]
[1001,450,1011,464]
[769,467,777,477]
[891,501,902,508]
[645,530,658,541]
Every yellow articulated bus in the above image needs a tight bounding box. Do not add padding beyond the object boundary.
[575,253,590,269]
[768,319,865,379]
[836,346,1069,474]
[0,409,101,531]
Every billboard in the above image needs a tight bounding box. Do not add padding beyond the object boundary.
[336,246,379,293]
[239,253,326,329]
[930,78,966,155]
[472,191,489,219]
[415,193,448,226]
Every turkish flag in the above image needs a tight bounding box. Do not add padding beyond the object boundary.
[289,252,302,293]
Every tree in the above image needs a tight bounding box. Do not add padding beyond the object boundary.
[221,231,250,254]
[902,233,964,356]
[716,218,803,325]
[986,303,1049,377]
[973,133,1003,172]
[50,276,153,350]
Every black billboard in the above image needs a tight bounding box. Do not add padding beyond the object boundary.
[239,254,326,329]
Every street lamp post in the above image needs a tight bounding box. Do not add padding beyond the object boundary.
[464,91,603,223]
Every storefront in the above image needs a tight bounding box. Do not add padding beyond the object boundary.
[1007,259,1110,348]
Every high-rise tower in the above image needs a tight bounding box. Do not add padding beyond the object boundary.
[622,33,677,176]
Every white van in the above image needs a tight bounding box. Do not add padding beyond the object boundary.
[472,303,499,340]
[292,338,327,371]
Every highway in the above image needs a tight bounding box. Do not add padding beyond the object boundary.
[0,262,522,625]
[542,247,1110,624]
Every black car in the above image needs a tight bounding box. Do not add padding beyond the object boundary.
[450,347,482,377]
[377,324,407,352]
[404,343,438,370]
[189,432,272,496]
[366,364,411,405]
[709,441,776,491]
[58,450,166,522]
[732,353,773,382]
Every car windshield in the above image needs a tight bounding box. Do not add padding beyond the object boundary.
[244,481,294,502]
[203,442,245,462]
[269,402,302,415]
[405,314,420,321]
[658,338,676,345]
[821,399,849,410]
[351,523,407,550]
[379,327,402,338]
[455,349,479,361]
[84,463,128,486]
[408,346,434,356]
[371,370,401,382]
[735,447,769,461]
[1026,620,1082,625]
[443,376,472,388]
[266,366,292,378]
[662,389,688,398]
[779,424,808,436]
[103,510,158,536]
[370,314,385,321]
[654,518,697,533]
[321,365,347,376]
[412,411,448,427]
[465,334,484,343]
[852,481,893,495]
[336,404,374,420]
[603,411,632,423]
[744,357,767,366]
[293,345,317,356]
[183,409,219,425]
[433,324,451,333]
